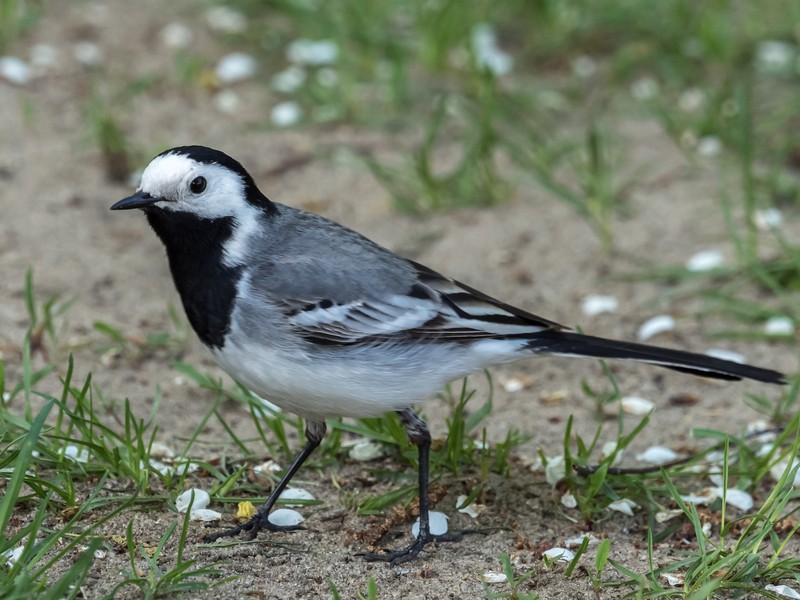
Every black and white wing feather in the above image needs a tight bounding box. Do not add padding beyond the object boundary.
[285,260,563,346]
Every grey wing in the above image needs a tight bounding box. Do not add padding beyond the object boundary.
[247,207,565,345]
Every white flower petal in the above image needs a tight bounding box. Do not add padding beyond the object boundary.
[270,101,302,127]
[764,316,794,336]
[471,23,512,75]
[545,455,566,485]
[206,6,247,33]
[755,41,796,73]
[765,584,800,599]
[770,456,800,486]
[631,77,659,101]
[160,22,193,49]
[216,52,258,83]
[621,396,655,415]
[686,250,725,272]
[680,489,716,505]
[3,546,23,567]
[348,440,384,462]
[271,66,307,93]
[149,459,173,476]
[697,136,722,157]
[608,498,638,516]
[214,89,240,114]
[190,508,222,522]
[543,547,575,563]
[73,42,102,66]
[279,487,315,507]
[175,488,210,513]
[637,315,675,341]
[635,446,678,465]
[268,508,304,527]
[0,56,31,85]
[679,88,705,112]
[601,441,623,465]
[655,509,683,523]
[661,573,684,587]
[286,39,339,66]
[455,495,480,518]
[254,459,282,474]
[412,511,448,537]
[480,571,508,583]
[754,208,784,231]
[62,444,89,463]
[714,487,753,511]
[581,295,619,317]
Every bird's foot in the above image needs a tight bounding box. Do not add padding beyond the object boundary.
[203,511,305,543]
[358,530,475,566]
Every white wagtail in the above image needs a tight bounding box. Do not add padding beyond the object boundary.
[111,145,785,564]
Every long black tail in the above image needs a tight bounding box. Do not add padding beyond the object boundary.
[527,331,785,384]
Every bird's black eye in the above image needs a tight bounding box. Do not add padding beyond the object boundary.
[189,176,207,194]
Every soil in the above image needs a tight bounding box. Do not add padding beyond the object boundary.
[0,1,796,599]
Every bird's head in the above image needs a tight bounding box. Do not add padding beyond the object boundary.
[111,145,273,220]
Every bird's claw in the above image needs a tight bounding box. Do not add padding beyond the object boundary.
[203,513,305,543]
[358,530,472,566]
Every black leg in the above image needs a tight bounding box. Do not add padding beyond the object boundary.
[204,420,326,543]
[359,409,465,565]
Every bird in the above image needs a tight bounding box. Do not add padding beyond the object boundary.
[111,145,785,564]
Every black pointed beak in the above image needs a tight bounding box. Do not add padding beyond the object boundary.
[110,192,160,211]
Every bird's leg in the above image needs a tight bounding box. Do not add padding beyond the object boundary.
[360,409,465,565]
[204,419,326,542]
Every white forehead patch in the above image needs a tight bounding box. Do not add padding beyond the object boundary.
[139,153,199,200]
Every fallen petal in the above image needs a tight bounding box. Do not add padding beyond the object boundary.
[686,250,725,272]
[348,440,384,461]
[412,511,448,537]
[480,571,508,583]
[637,315,675,341]
[3,546,23,567]
[655,509,683,523]
[175,488,210,513]
[621,396,655,415]
[765,584,800,599]
[455,495,480,518]
[608,498,638,516]
[0,56,31,85]
[545,455,566,485]
[764,316,794,336]
[279,487,315,506]
[754,208,784,231]
[714,487,753,511]
[215,52,258,84]
[190,509,222,522]
[268,508,304,527]
[661,573,684,587]
[581,295,618,317]
[271,101,303,127]
[635,446,678,465]
[543,547,575,563]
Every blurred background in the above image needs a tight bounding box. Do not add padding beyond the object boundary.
[1,1,799,597]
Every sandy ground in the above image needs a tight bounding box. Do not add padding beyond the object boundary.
[1,2,796,598]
